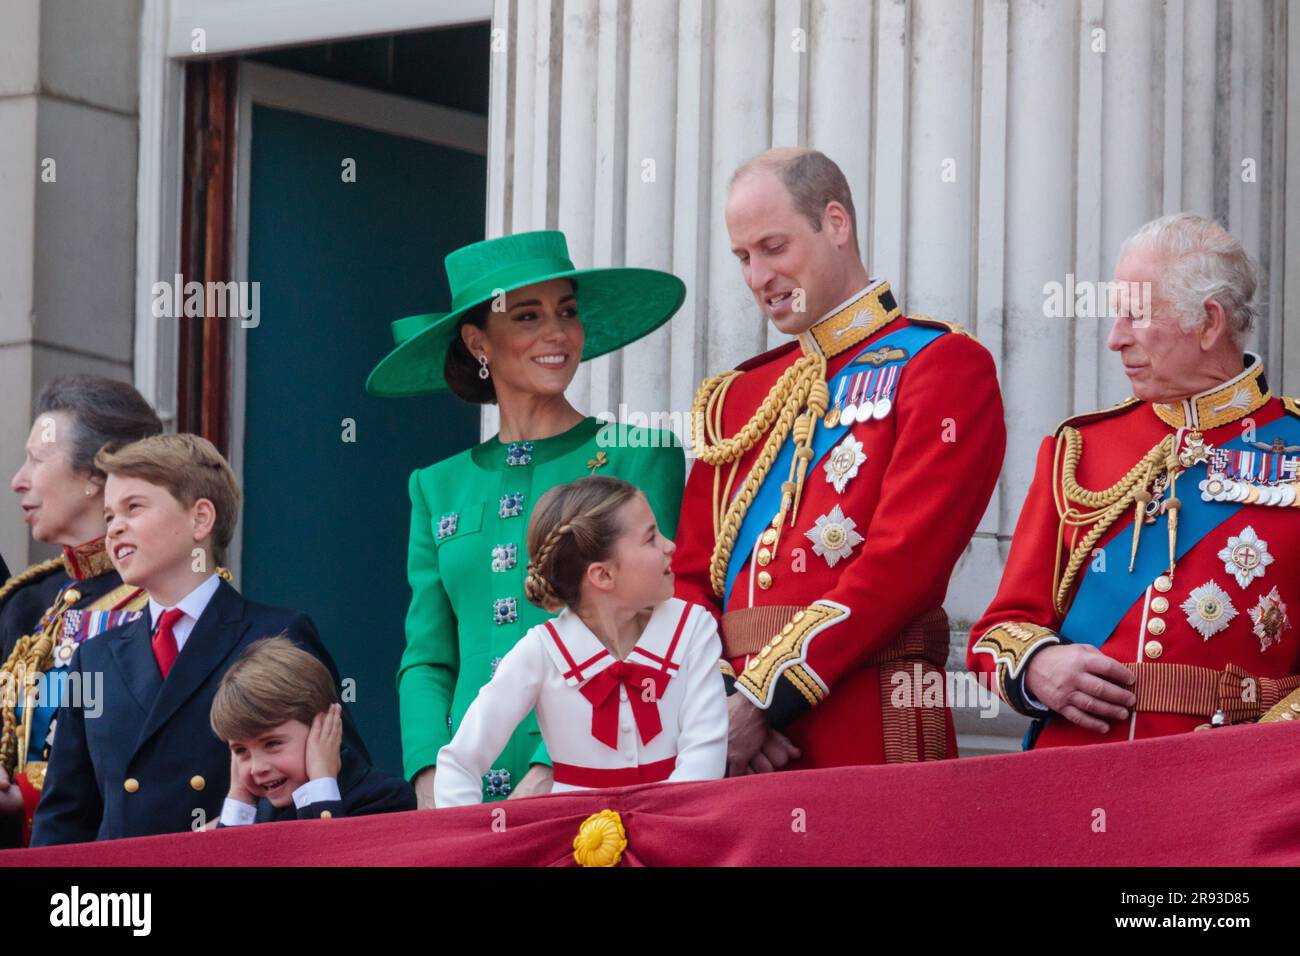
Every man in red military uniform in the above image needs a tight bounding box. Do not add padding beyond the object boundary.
[673,148,1006,774]
[970,213,1300,748]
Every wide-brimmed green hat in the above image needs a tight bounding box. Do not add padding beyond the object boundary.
[366,230,686,397]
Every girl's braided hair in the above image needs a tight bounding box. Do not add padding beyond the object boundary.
[524,475,640,613]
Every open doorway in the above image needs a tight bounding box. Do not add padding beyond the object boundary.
[217,26,490,776]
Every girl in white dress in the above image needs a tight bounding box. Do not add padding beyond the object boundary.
[434,476,727,806]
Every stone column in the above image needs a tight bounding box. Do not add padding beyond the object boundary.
[0,0,143,568]
[488,0,1293,751]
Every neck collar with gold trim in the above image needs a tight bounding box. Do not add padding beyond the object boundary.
[798,281,902,361]
[1152,352,1270,430]
[62,536,114,581]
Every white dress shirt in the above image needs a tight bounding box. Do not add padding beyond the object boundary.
[435,598,728,808]
[147,573,221,654]
[219,777,341,826]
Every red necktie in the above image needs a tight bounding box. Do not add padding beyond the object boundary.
[152,608,185,678]
[578,660,668,751]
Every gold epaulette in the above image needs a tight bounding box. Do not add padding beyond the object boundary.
[734,601,844,709]
[1281,396,1300,420]
[906,314,972,338]
[1052,396,1141,438]
[972,622,1061,702]
[0,558,63,607]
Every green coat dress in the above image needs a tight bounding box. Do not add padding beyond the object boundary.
[398,416,685,799]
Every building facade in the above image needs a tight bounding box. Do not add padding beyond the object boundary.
[1,0,1297,753]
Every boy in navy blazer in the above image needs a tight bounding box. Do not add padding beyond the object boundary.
[31,434,368,845]
[211,636,412,825]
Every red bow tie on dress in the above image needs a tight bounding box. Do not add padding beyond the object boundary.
[579,660,668,751]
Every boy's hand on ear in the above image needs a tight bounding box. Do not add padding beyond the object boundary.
[306,703,343,781]
[227,752,255,805]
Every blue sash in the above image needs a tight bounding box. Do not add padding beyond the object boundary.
[1023,411,1300,750]
[722,324,947,607]
[1059,414,1300,646]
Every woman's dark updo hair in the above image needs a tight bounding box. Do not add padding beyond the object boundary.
[443,279,581,405]
[444,302,497,405]
[35,375,163,479]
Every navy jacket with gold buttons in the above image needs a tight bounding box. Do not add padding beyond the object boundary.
[30,580,366,845]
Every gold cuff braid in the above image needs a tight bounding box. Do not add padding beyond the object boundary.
[735,601,847,709]
[972,621,1060,701]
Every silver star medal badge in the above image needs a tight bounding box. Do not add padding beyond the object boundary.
[1217,525,1273,589]
[804,504,864,567]
[1181,580,1238,641]
[823,436,867,494]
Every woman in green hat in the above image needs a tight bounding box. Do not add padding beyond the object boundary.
[367,230,687,807]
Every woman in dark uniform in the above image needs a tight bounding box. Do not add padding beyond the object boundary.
[0,375,162,846]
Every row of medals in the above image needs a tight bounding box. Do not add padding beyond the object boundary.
[1184,432,1300,508]
[824,367,896,428]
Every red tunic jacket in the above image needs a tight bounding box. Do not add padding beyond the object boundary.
[969,354,1300,747]
[675,282,1006,766]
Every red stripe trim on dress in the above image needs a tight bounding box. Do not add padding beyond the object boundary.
[629,603,692,672]
[551,756,677,788]
[662,603,691,668]
[572,650,607,675]
[544,621,608,682]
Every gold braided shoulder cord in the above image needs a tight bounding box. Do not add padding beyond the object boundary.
[0,557,63,607]
[690,353,829,598]
[0,579,155,776]
[1050,427,1178,614]
[0,619,61,776]
[0,560,65,774]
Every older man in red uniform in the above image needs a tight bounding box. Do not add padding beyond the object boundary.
[673,148,1005,774]
[970,213,1300,747]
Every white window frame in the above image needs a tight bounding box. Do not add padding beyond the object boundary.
[167,0,492,57]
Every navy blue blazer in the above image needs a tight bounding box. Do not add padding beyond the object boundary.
[219,745,414,826]
[30,579,369,846]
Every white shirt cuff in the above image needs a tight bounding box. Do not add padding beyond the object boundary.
[293,776,341,809]
[220,798,257,827]
[1022,685,1050,712]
